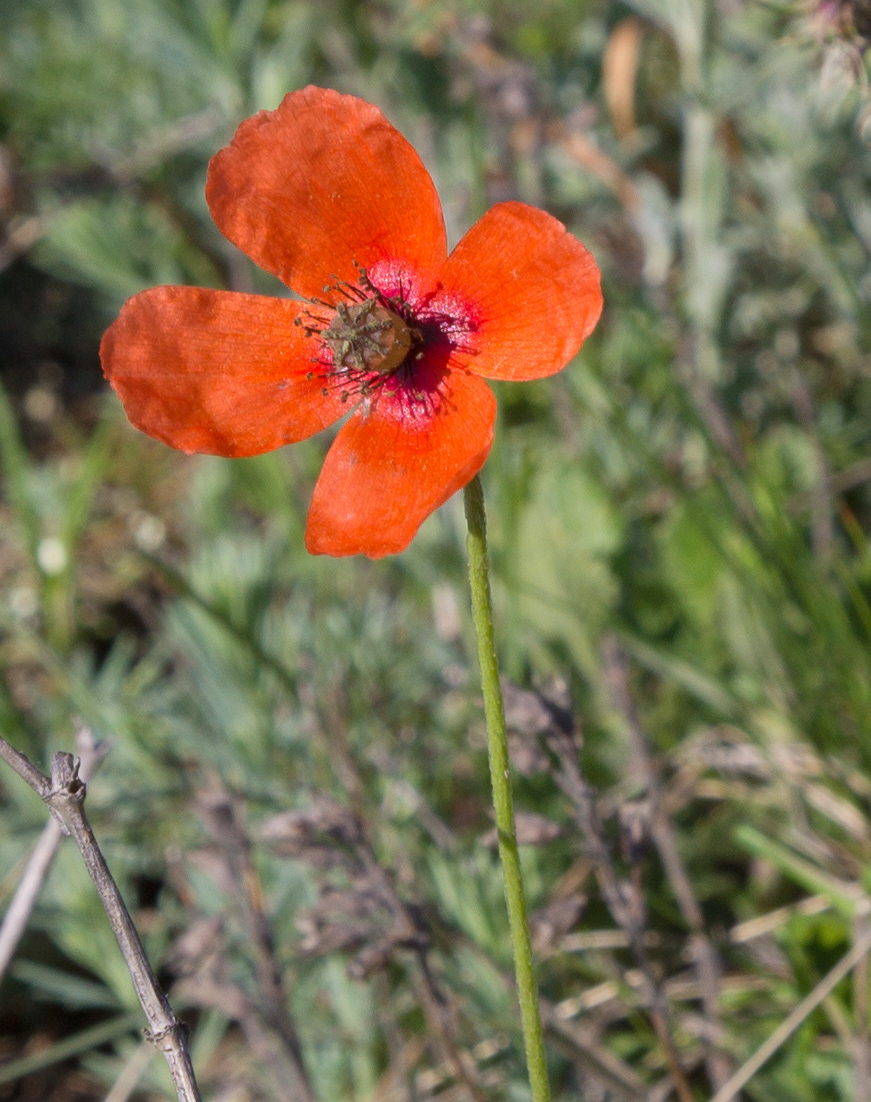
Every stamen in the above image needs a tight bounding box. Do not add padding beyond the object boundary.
[293,264,459,413]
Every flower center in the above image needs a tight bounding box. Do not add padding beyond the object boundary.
[294,265,428,405]
[322,300,414,376]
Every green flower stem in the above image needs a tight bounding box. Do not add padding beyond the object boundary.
[463,474,551,1102]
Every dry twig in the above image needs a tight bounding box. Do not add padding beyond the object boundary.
[0,726,106,985]
[854,904,871,1102]
[709,927,871,1102]
[0,734,202,1102]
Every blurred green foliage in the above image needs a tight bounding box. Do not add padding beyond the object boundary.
[3,0,871,1100]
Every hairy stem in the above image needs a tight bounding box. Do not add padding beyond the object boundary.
[463,474,550,1102]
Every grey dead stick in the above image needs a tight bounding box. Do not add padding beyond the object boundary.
[0,736,202,1102]
[0,727,105,985]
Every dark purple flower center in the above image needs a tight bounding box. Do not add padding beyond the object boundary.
[295,263,469,408]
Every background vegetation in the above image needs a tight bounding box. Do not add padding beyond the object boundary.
[3,0,871,1099]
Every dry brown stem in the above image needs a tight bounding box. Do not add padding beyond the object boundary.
[602,633,731,1090]
[194,779,316,1102]
[503,681,695,1102]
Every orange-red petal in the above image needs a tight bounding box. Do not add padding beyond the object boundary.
[434,201,603,381]
[206,86,447,301]
[305,367,496,557]
[100,286,346,457]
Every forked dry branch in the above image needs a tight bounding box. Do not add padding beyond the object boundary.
[0,733,202,1102]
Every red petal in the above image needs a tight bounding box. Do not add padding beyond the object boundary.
[305,366,495,557]
[434,201,603,381]
[206,86,447,301]
[100,286,346,457]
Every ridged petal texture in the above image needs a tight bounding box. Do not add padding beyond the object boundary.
[435,202,603,381]
[101,287,346,457]
[206,86,448,301]
[306,364,495,557]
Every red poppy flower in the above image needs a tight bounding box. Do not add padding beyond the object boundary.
[101,86,602,557]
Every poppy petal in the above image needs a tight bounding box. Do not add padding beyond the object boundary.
[435,201,603,381]
[305,367,496,557]
[206,86,448,301]
[100,286,346,457]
